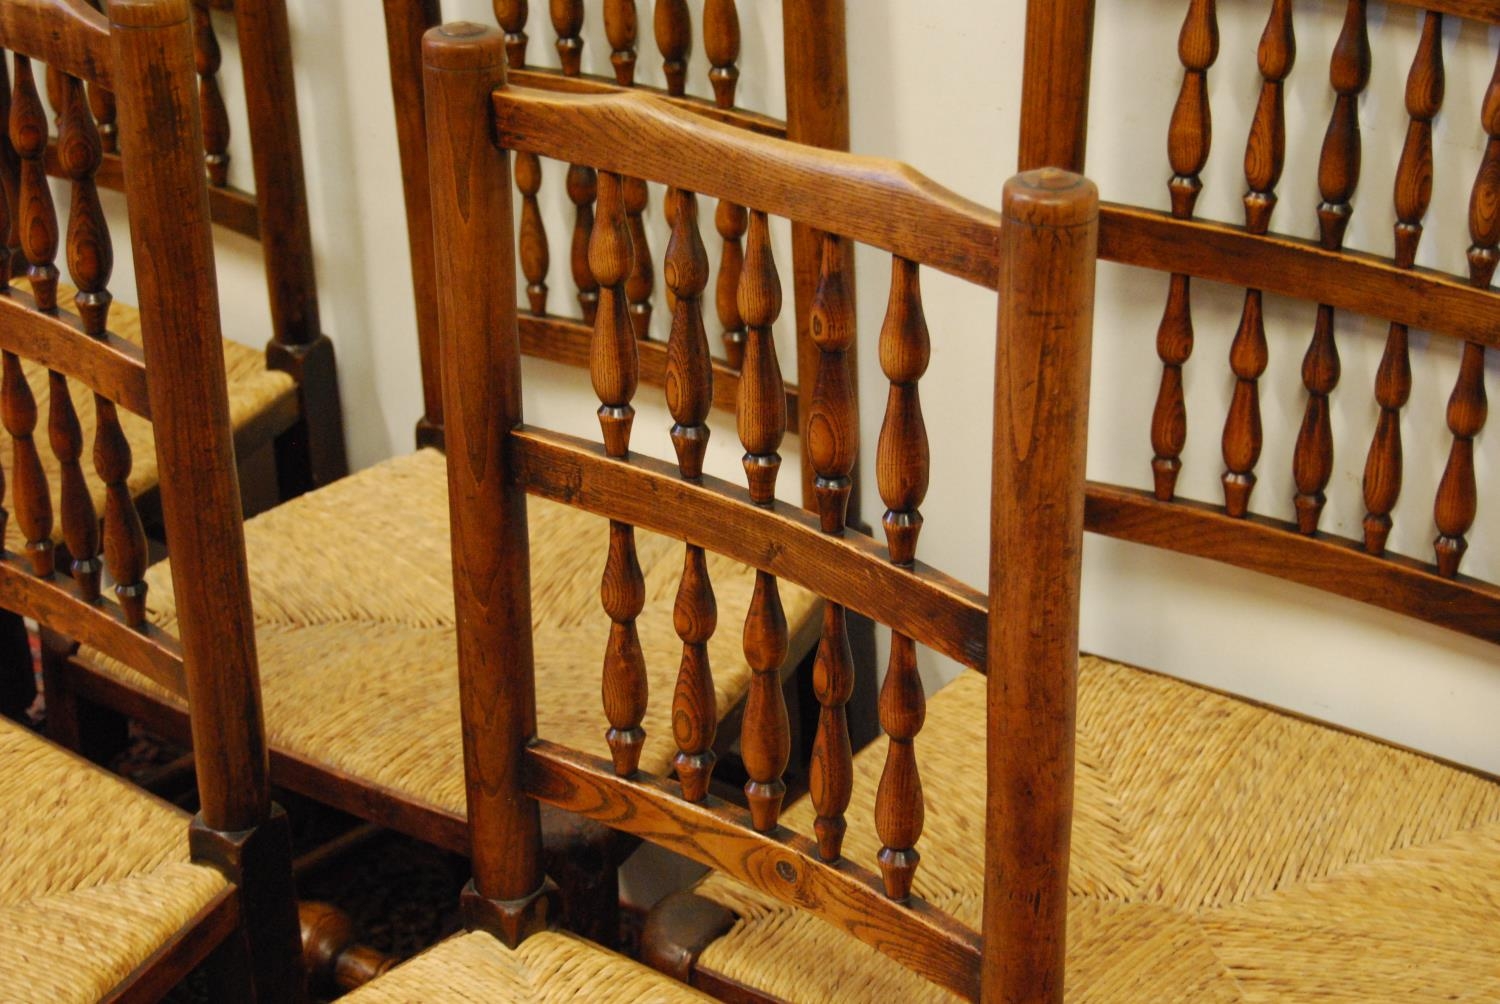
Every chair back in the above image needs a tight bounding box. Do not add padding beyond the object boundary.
[1023,0,1500,644]
[0,1,298,994]
[424,22,1098,1000]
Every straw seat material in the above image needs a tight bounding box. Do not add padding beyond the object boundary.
[82,448,818,819]
[1,283,296,554]
[0,717,229,1004]
[343,929,711,1002]
[688,657,1500,1002]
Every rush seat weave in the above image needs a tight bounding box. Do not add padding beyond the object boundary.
[83,448,818,819]
[0,718,229,1003]
[689,658,1500,1002]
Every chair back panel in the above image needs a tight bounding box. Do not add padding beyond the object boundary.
[0,0,266,832]
[425,23,1099,1001]
[1023,0,1500,645]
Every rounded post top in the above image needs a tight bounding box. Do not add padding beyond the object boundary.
[108,0,189,29]
[424,21,508,73]
[1003,168,1098,228]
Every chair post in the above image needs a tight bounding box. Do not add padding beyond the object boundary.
[109,1,303,999]
[984,169,1097,1003]
[234,0,349,491]
[424,20,556,947]
[381,0,444,450]
[1018,0,1096,172]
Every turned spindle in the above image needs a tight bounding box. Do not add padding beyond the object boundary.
[11,55,58,311]
[704,0,740,109]
[716,200,747,367]
[655,0,691,96]
[1151,0,1218,500]
[605,0,638,85]
[551,0,584,76]
[623,176,654,339]
[193,3,230,187]
[568,164,600,324]
[1364,12,1441,554]
[495,0,530,68]
[736,210,784,504]
[876,633,924,900]
[877,258,930,565]
[516,152,548,314]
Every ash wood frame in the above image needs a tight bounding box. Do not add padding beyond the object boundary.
[1019,0,1500,644]
[426,21,1097,1002]
[0,1,302,999]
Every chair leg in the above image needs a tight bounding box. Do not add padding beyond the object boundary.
[541,806,639,948]
[192,804,308,1003]
[39,626,127,763]
[0,609,34,723]
[268,335,349,499]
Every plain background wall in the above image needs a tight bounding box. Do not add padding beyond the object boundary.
[84,0,1499,772]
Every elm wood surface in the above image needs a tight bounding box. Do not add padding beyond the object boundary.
[427,20,1097,998]
[0,0,301,1000]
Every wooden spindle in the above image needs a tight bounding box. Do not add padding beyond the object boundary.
[10,55,58,311]
[1434,50,1500,577]
[516,152,548,314]
[88,82,116,156]
[57,73,110,598]
[1151,0,1218,500]
[736,210,784,505]
[1242,0,1294,233]
[665,189,712,478]
[495,0,530,68]
[876,632,924,900]
[1364,11,1441,555]
[0,57,16,278]
[551,0,584,76]
[655,0,691,97]
[807,234,857,533]
[1291,0,1368,531]
[623,176,654,340]
[877,258,930,565]
[3,351,51,575]
[663,189,717,800]
[605,0,638,86]
[672,545,717,801]
[591,171,647,774]
[741,569,788,832]
[59,75,113,337]
[193,3,231,187]
[804,233,856,860]
[716,199,747,367]
[704,0,740,109]
[568,164,600,323]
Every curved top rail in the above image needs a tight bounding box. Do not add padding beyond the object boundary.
[0,0,114,89]
[493,87,1003,287]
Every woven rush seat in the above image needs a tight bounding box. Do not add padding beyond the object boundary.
[1,283,296,554]
[0,718,229,1003]
[343,929,709,1003]
[81,448,818,818]
[684,657,1500,1002]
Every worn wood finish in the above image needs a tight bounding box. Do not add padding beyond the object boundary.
[495,89,1002,286]
[0,1,113,90]
[432,36,1100,995]
[526,740,984,1001]
[424,21,551,942]
[985,171,1096,1004]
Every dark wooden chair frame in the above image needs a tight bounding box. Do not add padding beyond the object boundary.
[0,1,301,998]
[425,20,1097,1002]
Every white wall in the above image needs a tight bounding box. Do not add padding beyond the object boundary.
[134,0,1497,771]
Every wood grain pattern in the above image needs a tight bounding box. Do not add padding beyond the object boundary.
[0,1,113,90]
[525,741,983,1001]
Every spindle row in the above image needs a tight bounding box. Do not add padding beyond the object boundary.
[1151,0,1497,581]
[572,169,939,903]
[2,52,149,626]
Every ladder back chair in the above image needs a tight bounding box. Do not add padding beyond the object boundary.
[328,21,1094,1002]
[645,1,1500,1001]
[55,2,845,946]
[0,0,300,998]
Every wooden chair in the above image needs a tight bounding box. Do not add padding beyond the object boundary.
[643,0,1500,1000]
[1,0,348,736]
[323,21,1095,1001]
[0,1,300,998]
[57,0,859,944]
